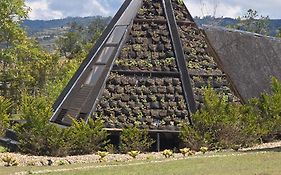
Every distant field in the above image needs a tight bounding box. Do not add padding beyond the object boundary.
[1,151,281,175]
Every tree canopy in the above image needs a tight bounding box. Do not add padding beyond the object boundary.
[227,9,270,35]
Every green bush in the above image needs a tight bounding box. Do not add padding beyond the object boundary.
[180,78,281,150]
[120,127,154,153]
[249,77,281,138]
[180,87,261,150]
[179,123,205,151]
[0,96,12,136]
[200,147,208,154]
[68,118,108,155]
[179,148,193,156]
[97,151,109,162]
[14,94,70,156]
[14,94,108,156]
[162,149,173,158]
[127,150,140,159]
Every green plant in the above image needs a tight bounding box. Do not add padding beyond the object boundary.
[0,146,8,153]
[179,123,204,151]
[177,0,184,5]
[227,9,269,35]
[164,57,175,65]
[14,94,108,156]
[128,151,140,159]
[68,118,109,155]
[97,151,109,162]
[146,155,155,161]
[58,160,66,166]
[104,144,116,154]
[249,77,281,138]
[14,94,71,157]
[162,149,173,158]
[120,127,154,153]
[180,87,261,151]
[200,147,208,154]
[180,148,191,157]
[0,96,12,136]
[2,155,18,166]
[151,95,157,102]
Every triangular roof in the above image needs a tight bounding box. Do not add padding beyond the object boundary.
[50,0,239,131]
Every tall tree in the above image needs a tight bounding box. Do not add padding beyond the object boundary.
[0,0,57,108]
[0,0,28,97]
[56,17,109,59]
[228,9,270,35]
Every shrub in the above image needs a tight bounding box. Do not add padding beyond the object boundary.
[68,118,108,155]
[0,96,12,136]
[179,148,191,157]
[14,94,71,156]
[180,87,261,151]
[128,151,140,159]
[2,155,18,166]
[249,77,281,139]
[200,147,208,154]
[14,94,108,156]
[103,144,116,154]
[179,124,205,151]
[97,151,109,162]
[58,160,66,166]
[162,149,173,158]
[120,127,154,153]
[180,79,281,151]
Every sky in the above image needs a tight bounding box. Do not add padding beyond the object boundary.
[25,0,281,20]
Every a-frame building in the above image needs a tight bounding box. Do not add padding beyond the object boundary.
[50,0,239,133]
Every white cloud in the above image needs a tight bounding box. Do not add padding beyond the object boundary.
[26,0,120,20]
[186,0,281,19]
[88,1,110,16]
[76,0,112,17]
[186,0,241,18]
[25,0,281,20]
[26,0,64,20]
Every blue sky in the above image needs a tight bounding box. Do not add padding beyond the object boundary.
[25,0,281,20]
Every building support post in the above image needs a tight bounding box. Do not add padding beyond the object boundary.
[157,133,160,152]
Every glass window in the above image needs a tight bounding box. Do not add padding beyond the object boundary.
[85,65,106,85]
[96,47,115,64]
[106,25,127,44]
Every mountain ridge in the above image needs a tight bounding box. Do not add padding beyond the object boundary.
[23,16,281,36]
[22,16,111,34]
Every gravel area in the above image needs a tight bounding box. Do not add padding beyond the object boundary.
[1,141,281,167]
[241,141,281,151]
[0,152,185,167]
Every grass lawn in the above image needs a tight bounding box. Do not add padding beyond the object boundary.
[1,151,281,175]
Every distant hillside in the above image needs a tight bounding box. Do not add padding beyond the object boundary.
[194,16,281,36]
[21,16,281,52]
[22,16,111,51]
[23,16,281,37]
[22,16,111,35]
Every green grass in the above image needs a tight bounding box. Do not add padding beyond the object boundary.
[1,151,281,175]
